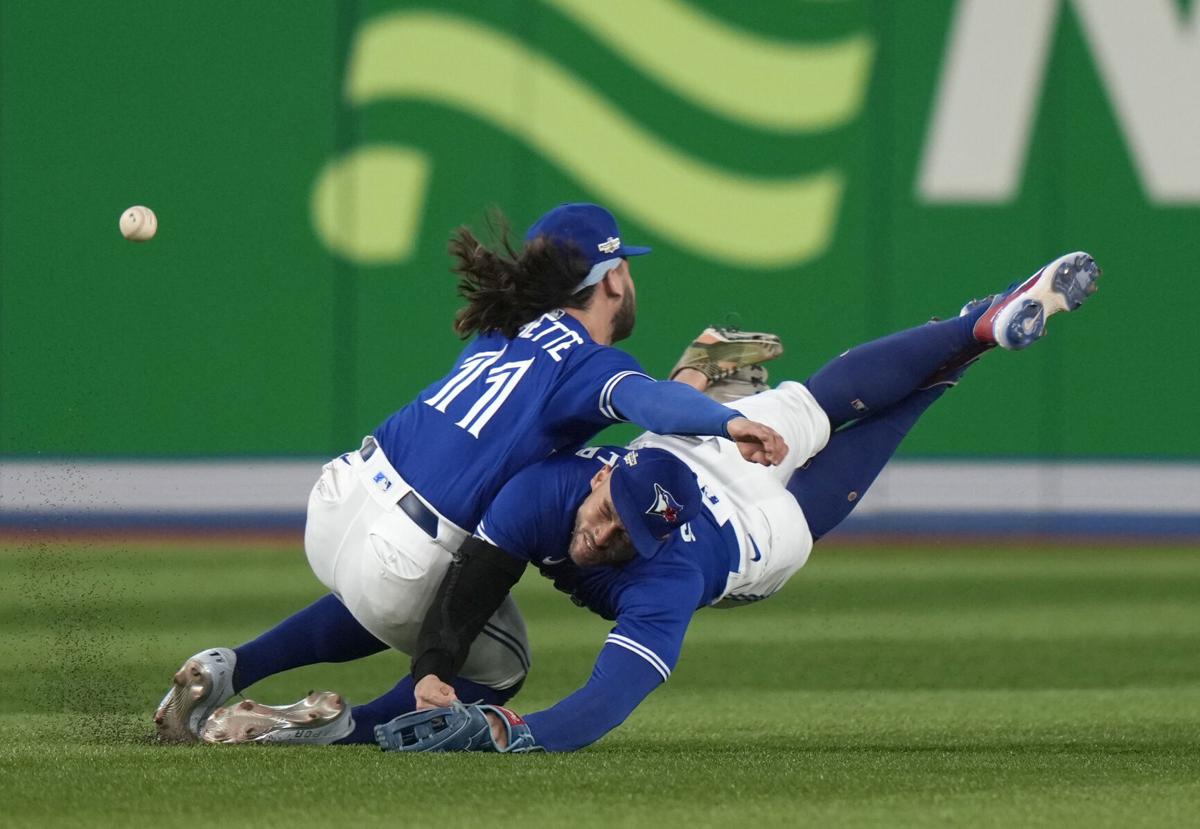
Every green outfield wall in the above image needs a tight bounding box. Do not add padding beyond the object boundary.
[2,0,1196,458]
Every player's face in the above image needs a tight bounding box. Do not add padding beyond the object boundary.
[569,467,635,567]
[610,261,637,343]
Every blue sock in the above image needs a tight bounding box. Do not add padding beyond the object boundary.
[805,307,986,429]
[788,384,951,539]
[337,675,516,744]
[232,593,388,693]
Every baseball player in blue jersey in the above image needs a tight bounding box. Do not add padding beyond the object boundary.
[153,202,787,744]
[360,252,1103,753]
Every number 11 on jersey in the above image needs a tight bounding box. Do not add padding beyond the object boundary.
[426,349,535,437]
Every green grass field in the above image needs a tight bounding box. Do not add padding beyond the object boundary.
[2,539,1198,828]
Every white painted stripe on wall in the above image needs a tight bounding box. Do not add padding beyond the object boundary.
[1,460,1198,515]
[852,462,1200,515]
[0,460,323,513]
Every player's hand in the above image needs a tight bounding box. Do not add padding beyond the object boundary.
[726,417,788,466]
[414,674,458,710]
[670,367,710,393]
[483,709,509,749]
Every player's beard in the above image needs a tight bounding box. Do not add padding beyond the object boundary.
[610,291,636,343]
[568,520,635,567]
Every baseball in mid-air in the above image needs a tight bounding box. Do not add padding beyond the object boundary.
[119,205,157,241]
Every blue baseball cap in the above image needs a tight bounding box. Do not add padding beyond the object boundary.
[608,448,701,560]
[525,203,652,293]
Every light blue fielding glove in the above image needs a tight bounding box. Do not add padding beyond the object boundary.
[375,701,542,754]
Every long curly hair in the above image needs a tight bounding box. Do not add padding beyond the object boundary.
[450,210,596,339]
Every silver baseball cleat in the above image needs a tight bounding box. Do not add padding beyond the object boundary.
[200,691,354,745]
[154,647,237,743]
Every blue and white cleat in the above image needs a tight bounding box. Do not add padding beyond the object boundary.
[973,252,1100,350]
[154,647,237,743]
[200,691,353,745]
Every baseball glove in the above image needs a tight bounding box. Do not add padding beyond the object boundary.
[374,702,542,754]
[669,327,784,384]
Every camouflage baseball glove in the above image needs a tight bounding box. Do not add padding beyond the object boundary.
[669,327,784,385]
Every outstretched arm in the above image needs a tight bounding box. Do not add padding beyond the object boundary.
[518,642,666,751]
[408,621,684,753]
[384,562,703,754]
[610,375,788,466]
[495,573,701,751]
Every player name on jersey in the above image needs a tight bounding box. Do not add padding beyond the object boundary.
[517,310,586,362]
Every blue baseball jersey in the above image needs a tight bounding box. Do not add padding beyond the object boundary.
[476,446,742,751]
[373,312,650,531]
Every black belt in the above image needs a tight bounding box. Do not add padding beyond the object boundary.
[399,492,439,539]
[358,443,440,539]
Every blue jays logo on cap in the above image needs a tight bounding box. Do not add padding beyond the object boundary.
[646,483,682,527]
[608,447,702,560]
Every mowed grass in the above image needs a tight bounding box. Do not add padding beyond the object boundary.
[1,540,1199,828]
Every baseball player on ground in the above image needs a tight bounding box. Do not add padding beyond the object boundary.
[195,252,1100,750]
[153,202,787,744]
[367,252,1100,753]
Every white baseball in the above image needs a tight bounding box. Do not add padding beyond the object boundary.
[120,205,158,241]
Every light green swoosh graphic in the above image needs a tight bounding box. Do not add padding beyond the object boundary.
[543,0,873,131]
[312,146,430,265]
[317,11,842,269]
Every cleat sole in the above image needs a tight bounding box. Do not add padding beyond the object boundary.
[1051,253,1101,311]
[979,252,1100,350]
[154,659,209,744]
[153,648,235,744]
[200,690,352,745]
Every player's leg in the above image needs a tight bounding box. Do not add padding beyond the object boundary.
[153,595,389,743]
[804,251,1099,428]
[198,577,530,745]
[804,306,989,429]
[195,562,529,746]
[154,452,395,743]
[211,452,464,744]
[720,305,990,490]
[790,252,1101,534]
[788,388,947,539]
[789,348,976,539]
[207,602,528,745]
[231,594,388,691]
[231,448,391,694]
